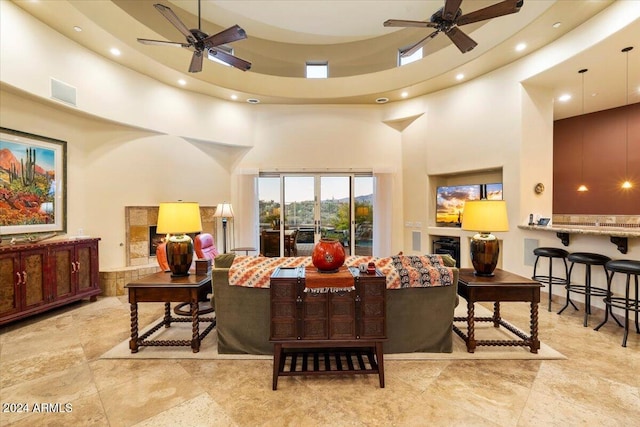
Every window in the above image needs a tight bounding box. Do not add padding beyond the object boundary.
[306,61,328,78]
[399,47,422,66]
[258,173,374,257]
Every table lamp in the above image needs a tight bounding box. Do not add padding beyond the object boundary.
[213,202,234,253]
[461,200,509,277]
[156,201,202,277]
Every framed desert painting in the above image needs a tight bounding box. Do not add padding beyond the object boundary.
[0,127,67,236]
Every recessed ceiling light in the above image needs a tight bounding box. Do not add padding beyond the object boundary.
[109,48,121,56]
[515,43,527,52]
[455,73,464,81]
[558,94,571,102]
[375,97,389,104]
[73,26,82,32]
[177,79,186,86]
[247,98,260,104]
[401,91,408,98]
[230,94,238,100]
[552,22,562,29]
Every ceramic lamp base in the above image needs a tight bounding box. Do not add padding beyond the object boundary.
[470,232,499,277]
[166,234,194,277]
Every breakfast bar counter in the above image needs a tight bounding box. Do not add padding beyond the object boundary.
[518,224,640,254]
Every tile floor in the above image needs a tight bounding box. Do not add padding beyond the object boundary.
[0,295,638,427]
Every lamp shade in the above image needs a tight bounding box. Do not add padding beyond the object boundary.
[461,200,509,232]
[213,203,235,219]
[461,200,509,277]
[156,202,202,234]
[156,202,202,277]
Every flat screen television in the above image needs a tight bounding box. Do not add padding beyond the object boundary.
[436,185,481,227]
[484,183,503,200]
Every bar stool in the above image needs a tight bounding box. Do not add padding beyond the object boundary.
[532,247,569,312]
[558,252,611,326]
[594,260,640,347]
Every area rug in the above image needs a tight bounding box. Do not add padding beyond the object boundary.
[100,304,565,361]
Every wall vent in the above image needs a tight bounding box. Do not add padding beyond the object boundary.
[50,78,77,106]
[524,238,539,266]
[412,231,421,252]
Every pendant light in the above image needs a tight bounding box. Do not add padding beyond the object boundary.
[577,68,589,192]
[621,46,634,190]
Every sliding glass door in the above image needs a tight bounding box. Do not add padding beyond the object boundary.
[258,173,373,257]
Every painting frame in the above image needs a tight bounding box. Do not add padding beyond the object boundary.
[0,127,67,237]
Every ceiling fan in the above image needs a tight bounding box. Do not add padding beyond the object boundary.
[384,0,524,57]
[137,2,251,73]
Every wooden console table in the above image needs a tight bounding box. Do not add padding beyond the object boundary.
[270,266,386,390]
[453,268,542,354]
[125,272,215,353]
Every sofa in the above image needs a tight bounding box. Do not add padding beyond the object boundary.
[211,253,459,354]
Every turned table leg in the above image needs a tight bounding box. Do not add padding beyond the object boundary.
[191,299,200,353]
[530,301,540,353]
[163,302,171,327]
[129,302,139,353]
[466,299,476,353]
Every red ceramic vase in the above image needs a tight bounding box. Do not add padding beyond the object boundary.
[312,238,346,273]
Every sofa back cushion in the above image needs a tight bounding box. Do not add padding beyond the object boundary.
[215,253,236,268]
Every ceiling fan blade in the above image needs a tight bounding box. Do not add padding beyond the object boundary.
[383,19,438,28]
[201,25,247,50]
[137,38,190,48]
[400,30,440,57]
[443,0,463,21]
[208,47,252,71]
[457,0,524,26]
[154,4,195,42]
[445,26,477,53]
[189,50,203,73]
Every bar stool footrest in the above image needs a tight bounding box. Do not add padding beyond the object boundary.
[533,275,568,285]
[564,285,609,297]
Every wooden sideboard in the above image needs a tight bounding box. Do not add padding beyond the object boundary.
[270,266,387,389]
[0,238,101,325]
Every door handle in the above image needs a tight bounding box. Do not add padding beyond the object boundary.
[16,271,22,286]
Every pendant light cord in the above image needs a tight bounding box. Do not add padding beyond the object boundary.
[579,68,588,190]
[622,47,632,181]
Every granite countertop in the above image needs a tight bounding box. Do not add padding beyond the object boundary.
[518,224,640,238]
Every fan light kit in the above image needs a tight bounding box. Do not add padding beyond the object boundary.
[137,1,251,73]
[384,0,524,57]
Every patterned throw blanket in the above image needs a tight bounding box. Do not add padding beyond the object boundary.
[227,254,454,289]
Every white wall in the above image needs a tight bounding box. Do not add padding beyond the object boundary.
[0,89,234,269]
